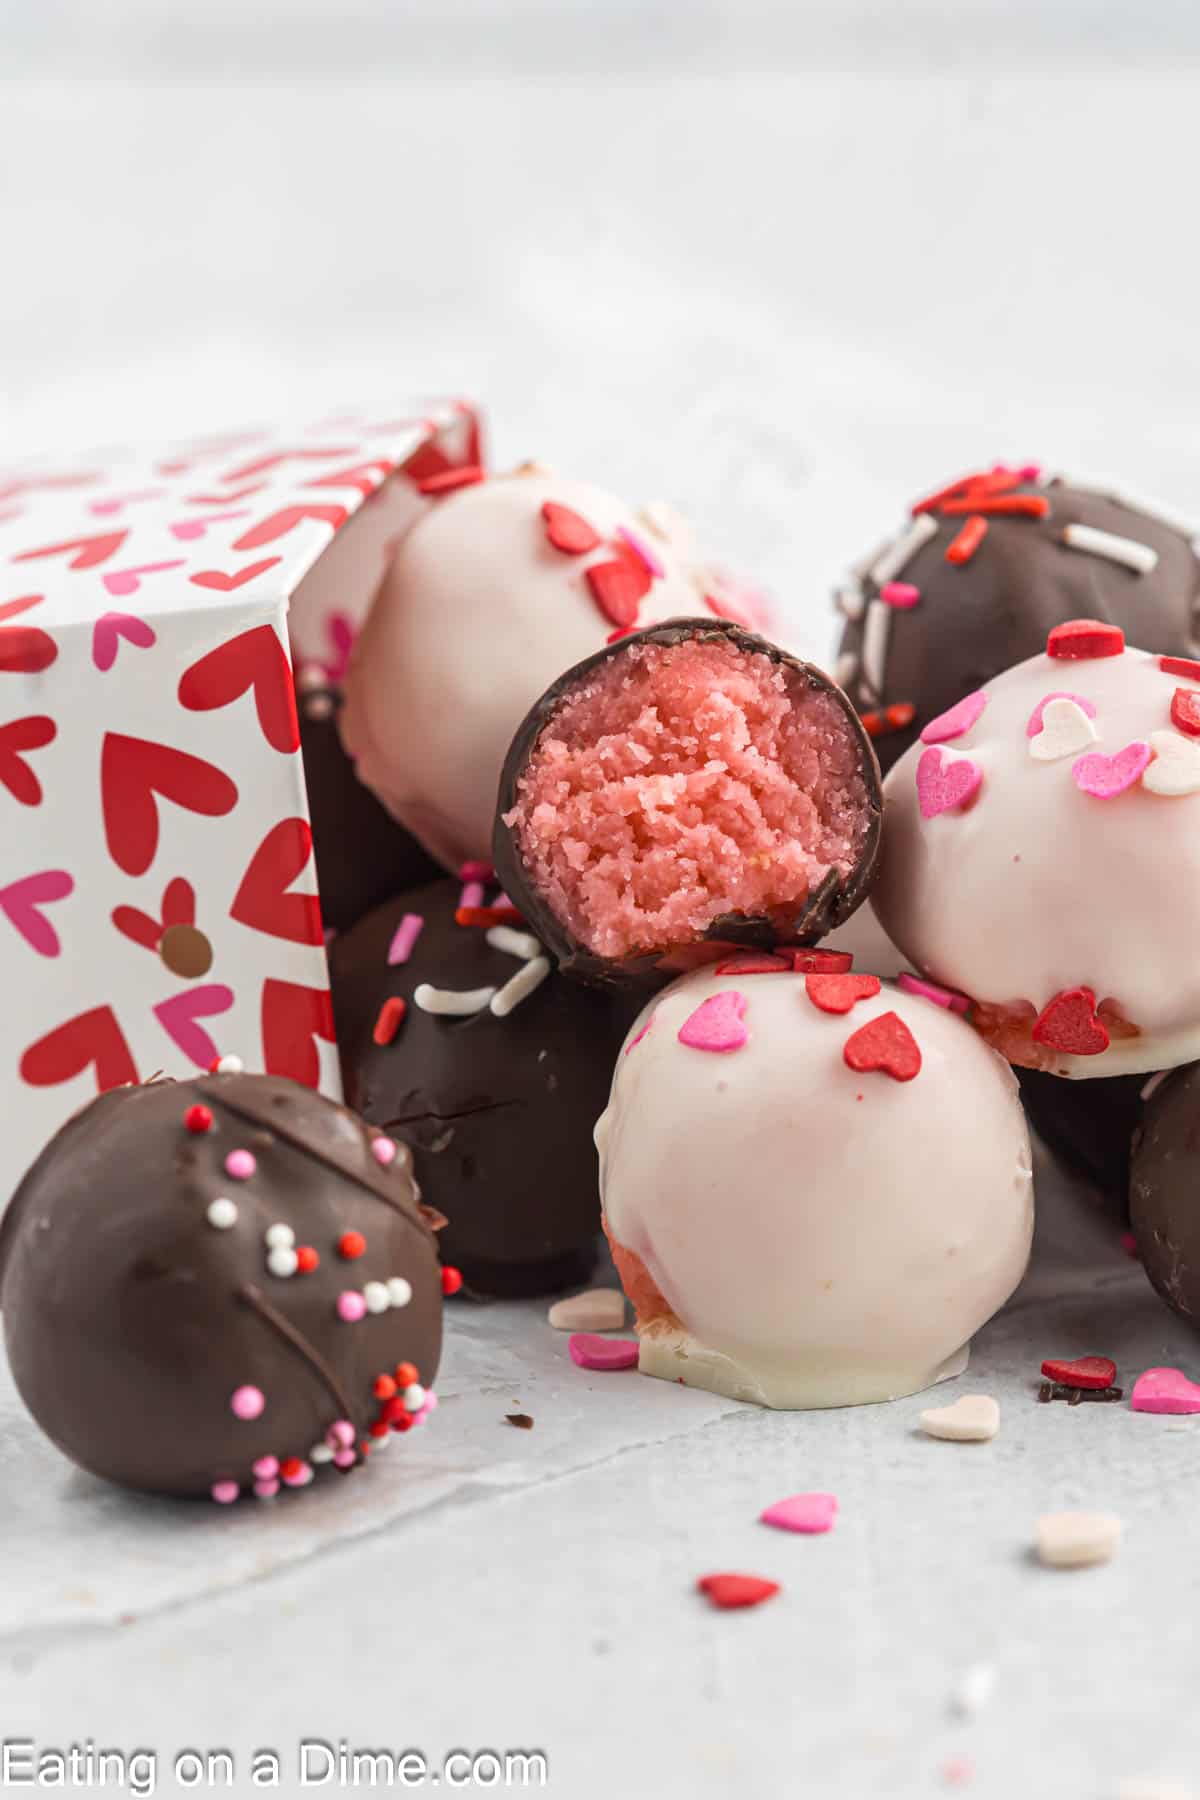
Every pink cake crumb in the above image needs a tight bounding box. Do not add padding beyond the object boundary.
[504,638,872,960]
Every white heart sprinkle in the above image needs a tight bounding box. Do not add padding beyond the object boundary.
[1142,730,1200,796]
[547,1288,627,1332]
[1036,1510,1121,1568]
[919,1394,999,1441]
[1029,697,1099,762]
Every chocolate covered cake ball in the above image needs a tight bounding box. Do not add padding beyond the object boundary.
[598,965,1033,1408]
[0,1073,445,1501]
[339,468,736,868]
[835,466,1200,773]
[1017,1069,1142,1216]
[1130,1062,1200,1327]
[330,879,638,1296]
[297,671,439,933]
[494,620,882,985]
[874,624,1200,1076]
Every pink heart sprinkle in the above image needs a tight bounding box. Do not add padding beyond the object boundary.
[896,972,970,1014]
[91,609,157,672]
[569,1334,640,1371]
[1130,1366,1200,1414]
[1072,741,1151,800]
[919,690,987,745]
[677,990,748,1053]
[880,581,920,609]
[1025,690,1097,737]
[760,1492,838,1534]
[916,747,984,819]
[0,868,73,957]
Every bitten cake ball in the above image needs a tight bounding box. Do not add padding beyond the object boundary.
[835,465,1200,773]
[297,671,440,933]
[874,625,1200,1077]
[1130,1062,1200,1329]
[597,965,1033,1408]
[330,879,639,1296]
[494,620,882,985]
[0,1073,444,1501]
[340,469,730,869]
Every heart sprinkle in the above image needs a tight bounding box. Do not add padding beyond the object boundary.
[1046,618,1125,660]
[548,1289,626,1332]
[1159,655,1200,681]
[896,973,970,1014]
[1142,731,1200,797]
[760,1493,838,1534]
[1072,740,1151,799]
[789,949,855,974]
[880,581,920,608]
[541,501,601,556]
[585,558,649,628]
[1130,1367,1200,1415]
[1025,690,1098,737]
[1040,1356,1116,1390]
[805,972,881,1014]
[919,1394,999,1441]
[678,990,748,1053]
[1031,987,1110,1056]
[843,1011,922,1082]
[1170,689,1200,737]
[1035,1511,1121,1569]
[916,748,984,819]
[919,690,987,745]
[568,1334,639,1371]
[1028,697,1099,762]
[713,952,792,976]
[696,1573,781,1611]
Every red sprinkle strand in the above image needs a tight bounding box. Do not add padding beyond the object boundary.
[862,702,916,738]
[416,465,484,497]
[338,1230,367,1261]
[184,1103,213,1134]
[372,996,407,1046]
[1161,655,1200,681]
[441,1266,464,1297]
[939,493,1049,519]
[456,904,525,929]
[945,515,989,565]
[1047,619,1125,660]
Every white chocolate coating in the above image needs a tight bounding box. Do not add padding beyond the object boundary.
[874,642,1200,1076]
[596,968,1033,1409]
[339,473,709,868]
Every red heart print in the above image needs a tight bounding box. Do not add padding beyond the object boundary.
[220,447,357,484]
[541,501,601,556]
[11,528,128,571]
[261,978,336,1087]
[101,734,239,876]
[805,972,882,1014]
[0,624,57,673]
[153,984,234,1070]
[1046,619,1125,660]
[185,484,269,506]
[189,556,282,594]
[0,595,44,625]
[233,504,349,551]
[1171,689,1200,736]
[843,1011,922,1081]
[177,624,299,754]
[92,611,156,672]
[0,715,56,805]
[0,869,73,956]
[230,818,323,945]
[21,1005,138,1092]
[1040,1355,1117,1390]
[696,1573,781,1611]
[304,458,397,497]
[416,465,485,497]
[113,877,197,951]
[1031,987,1109,1056]
[586,558,649,629]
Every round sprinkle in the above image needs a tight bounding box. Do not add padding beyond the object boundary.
[333,1448,356,1470]
[206,1197,237,1230]
[267,1246,299,1278]
[230,1385,265,1421]
[225,1149,256,1181]
[280,1458,313,1489]
[184,1103,213,1134]
[251,1455,278,1480]
[211,1480,239,1505]
[215,1053,244,1074]
[373,1374,397,1400]
[394,1360,419,1388]
[264,1223,295,1249]
[310,1442,335,1465]
[253,1479,279,1500]
[363,1280,390,1314]
[441,1265,464,1297]
[403,1382,427,1412]
[369,1420,390,1440]
[337,1291,366,1322]
[387,1276,413,1309]
[328,1419,356,1448]
[371,1136,397,1167]
[295,1245,319,1274]
[338,1230,367,1261]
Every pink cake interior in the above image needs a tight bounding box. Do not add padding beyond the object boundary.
[505,637,872,960]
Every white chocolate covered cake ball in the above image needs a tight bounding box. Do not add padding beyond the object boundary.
[597,961,1033,1409]
[874,622,1200,1076]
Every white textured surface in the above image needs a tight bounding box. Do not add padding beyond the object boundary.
[4,28,1200,1798]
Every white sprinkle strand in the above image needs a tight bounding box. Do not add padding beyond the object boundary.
[1140,1069,1170,1104]
[267,1245,299,1278]
[490,955,552,1017]
[387,1276,413,1309]
[486,924,543,962]
[834,583,865,621]
[363,1280,391,1314]
[215,1054,244,1074]
[867,512,938,586]
[834,651,858,689]
[414,983,497,1016]
[1062,523,1159,575]
[951,1662,997,1719]
[265,1223,295,1249]
[860,598,891,698]
[206,1197,238,1230]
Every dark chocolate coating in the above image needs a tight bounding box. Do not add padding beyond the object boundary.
[0,1073,442,1499]
[838,477,1200,773]
[331,881,639,1296]
[299,679,440,933]
[1130,1062,1200,1329]
[1017,1069,1142,1219]
[493,619,883,987]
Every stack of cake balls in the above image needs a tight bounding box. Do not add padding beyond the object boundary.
[8,453,1200,1517]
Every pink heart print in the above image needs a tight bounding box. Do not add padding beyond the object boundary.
[1072,741,1151,800]
[677,990,749,1053]
[919,690,987,745]
[0,869,73,956]
[168,510,252,542]
[101,559,187,598]
[92,611,157,671]
[152,984,235,1069]
[916,747,984,819]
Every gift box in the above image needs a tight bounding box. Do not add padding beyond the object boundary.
[0,399,483,1205]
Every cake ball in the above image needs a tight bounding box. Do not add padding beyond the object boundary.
[1017,1069,1142,1216]
[1129,1062,1200,1328]
[874,624,1200,1077]
[494,620,882,985]
[597,965,1033,1408]
[835,465,1200,773]
[0,1072,445,1501]
[330,879,639,1296]
[297,670,439,933]
[339,468,737,868]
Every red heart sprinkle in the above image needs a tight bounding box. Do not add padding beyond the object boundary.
[697,1573,781,1611]
[713,952,792,975]
[1170,689,1200,736]
[586,557,650,628]
[1160,655,1200,681]
[843,1011,922,1082]
[1040,1355,1117,1390]
[1031,986,1109,1056]
[789,949,854,974]
[1046,619,1125,660]
[806,972,881,1014]
[541,501,601,556]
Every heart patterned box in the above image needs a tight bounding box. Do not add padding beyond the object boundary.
[0,400,482,1204]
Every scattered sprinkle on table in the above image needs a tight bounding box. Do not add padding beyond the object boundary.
[548,1289,626,1332]
[919,1394,999,1441]
[569,1333,639,1371]
[951,1663,996,1719]
[696,1573,780,1611]
[1131,1367,1200,1414]
[505,1413,534,1430]
[1035,1510,1121,1568]
[1040,1354,1116,1390]
[759,1492,838,1534]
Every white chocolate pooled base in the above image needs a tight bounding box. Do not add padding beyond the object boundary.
[597,967,1034,1411]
